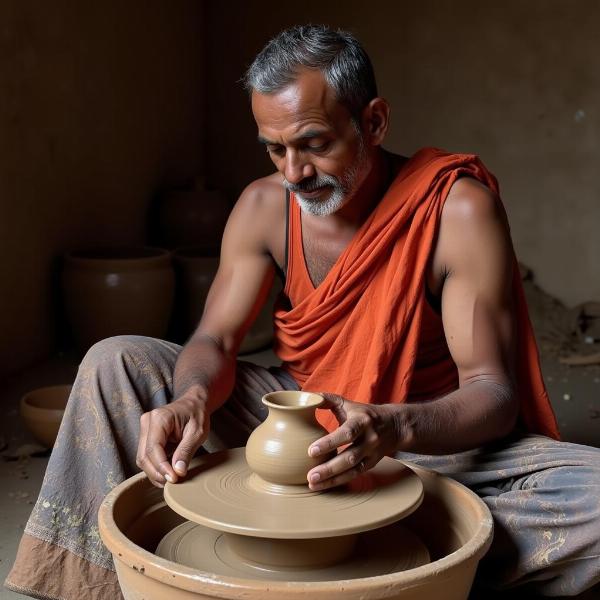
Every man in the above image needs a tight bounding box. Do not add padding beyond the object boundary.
[6,25,600,600]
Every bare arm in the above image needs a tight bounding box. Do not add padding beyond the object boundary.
[307,178,520,489]
[396,177,518,453]
[137,179,280,486]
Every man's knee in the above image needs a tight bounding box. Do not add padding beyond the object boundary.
[80,335,153,375]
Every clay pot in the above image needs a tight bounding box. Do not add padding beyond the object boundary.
[245,391,330,486]
[173,246,280,351]
[62,248,175,351]
[20,385,71,448]
[157,180,230,251]
[98,463,493,600]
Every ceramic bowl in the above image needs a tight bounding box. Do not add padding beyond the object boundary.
[20,384,72,448]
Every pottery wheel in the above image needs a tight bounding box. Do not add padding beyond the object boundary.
[164,448,424,539]
[156,519,430,582]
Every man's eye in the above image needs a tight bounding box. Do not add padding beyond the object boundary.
[267,145,285,156]
[308,142,329,153]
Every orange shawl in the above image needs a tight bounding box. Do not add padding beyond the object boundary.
[273,147,559,439]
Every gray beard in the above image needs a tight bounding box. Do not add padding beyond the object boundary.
[293,179,347,216]
[284,152,368,217]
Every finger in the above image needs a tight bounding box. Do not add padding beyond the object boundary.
[318,393,347,422]
[309,456,376,491]
[145,411,177,484]
[171,418,207,477]
[307,445,366,486]
[136,413,149,472]
[137,413,165,487]
[308,415,367,457]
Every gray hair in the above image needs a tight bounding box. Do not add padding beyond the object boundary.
[243,25,378,122]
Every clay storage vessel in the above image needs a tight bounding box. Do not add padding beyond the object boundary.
[100,391,493,600]
[156,178,230,251]
[62,247,174,351]
[20,384,72,448]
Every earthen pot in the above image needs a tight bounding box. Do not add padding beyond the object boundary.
[157,180,230,251]
[245,391,330,486]
[20,384,72,448]
[62,248,175,351]
[98,463,493,600]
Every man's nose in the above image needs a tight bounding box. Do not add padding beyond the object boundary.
[284,151,315,185]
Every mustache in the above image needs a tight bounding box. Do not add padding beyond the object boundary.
[283,174,338,193]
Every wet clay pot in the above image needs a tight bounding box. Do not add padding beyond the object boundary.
[245,391,331,487]
[20,385,72,448]
[62,248,175,351]
[98,463,493,600]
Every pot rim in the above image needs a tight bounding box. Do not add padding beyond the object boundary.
[20,384,72,419]
[262,391,325,411]
[98,463,493,597]
[64,247,172,269]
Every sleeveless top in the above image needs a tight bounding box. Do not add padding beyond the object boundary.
[278,196,459,403]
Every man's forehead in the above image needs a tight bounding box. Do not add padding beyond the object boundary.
[251,69,346,136]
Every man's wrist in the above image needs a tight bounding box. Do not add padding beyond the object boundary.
[174,382,210,406]
[391,403,416,453]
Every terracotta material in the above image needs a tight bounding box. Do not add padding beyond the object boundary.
[62,247,175,351]
[163,448,424,539]
[98,463,493,599]
[155,521,429,580]
[245,391,331,486]
[20,384,72,448]
[157,180,230,251]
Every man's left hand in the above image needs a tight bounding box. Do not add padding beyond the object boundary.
[306,393,404,490]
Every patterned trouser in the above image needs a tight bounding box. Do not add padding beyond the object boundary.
[5,335,600,599]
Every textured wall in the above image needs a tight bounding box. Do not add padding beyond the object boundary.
[206,0,600,308]
[0,1,205,378]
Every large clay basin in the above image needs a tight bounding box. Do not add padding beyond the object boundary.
[99,462,493,600]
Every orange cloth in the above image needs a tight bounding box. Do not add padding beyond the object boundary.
[273,147,560,439]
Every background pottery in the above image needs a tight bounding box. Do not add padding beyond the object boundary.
[99,462,493,600]
[156,178,230,251]
[245,391,330,486]
[62,247,175,351]
[20,384,72,448]
[172,246,281,351]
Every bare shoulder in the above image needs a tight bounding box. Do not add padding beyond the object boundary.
[223,172,286,264]
[232,172,285,220]
[430,177,513,290]
[442,177,505,227]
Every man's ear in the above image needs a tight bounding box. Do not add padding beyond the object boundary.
[361,97,390,146]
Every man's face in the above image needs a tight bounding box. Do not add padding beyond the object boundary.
[252,69,370,216]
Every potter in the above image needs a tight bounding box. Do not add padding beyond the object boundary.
[7,24,600,600]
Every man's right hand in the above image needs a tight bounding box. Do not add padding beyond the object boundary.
[136,390,210,488]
